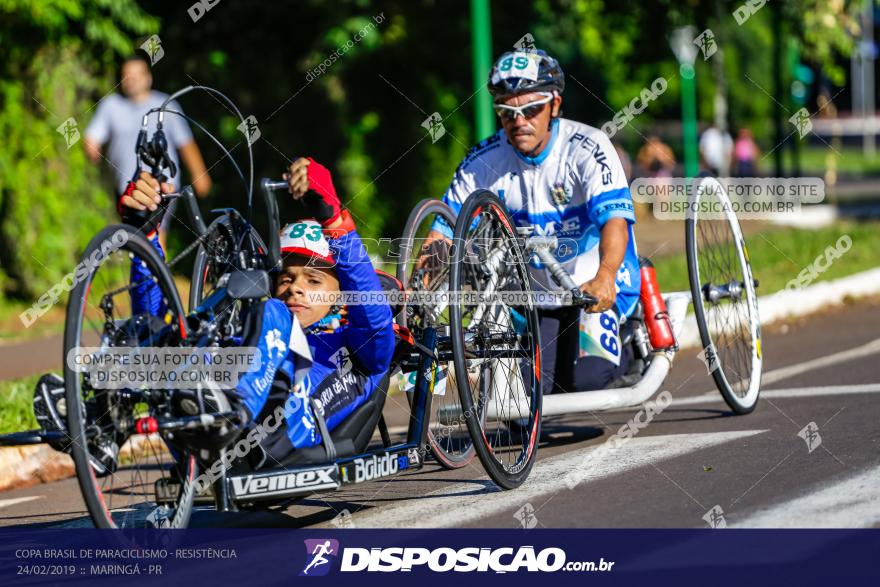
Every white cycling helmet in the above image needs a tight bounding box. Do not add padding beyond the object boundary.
[279,219,335,268]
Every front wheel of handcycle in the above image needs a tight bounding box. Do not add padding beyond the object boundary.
[397,199,475,469]
[686,176,763,414]
[449,190,542,489]
[64,224,198,528]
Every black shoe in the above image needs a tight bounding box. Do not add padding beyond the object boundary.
[33,373,72,453]
[33,372,119,475]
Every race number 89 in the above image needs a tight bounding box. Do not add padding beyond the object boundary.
[499,56,530,71]
[599,312,619,356]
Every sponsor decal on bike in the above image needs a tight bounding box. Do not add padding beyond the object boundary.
[354,453,399,483]
[341,452,410,484]
[229,466,338,499]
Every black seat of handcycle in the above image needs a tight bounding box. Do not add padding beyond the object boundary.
[271,369,392,467]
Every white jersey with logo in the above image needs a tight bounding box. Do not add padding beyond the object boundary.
[435,117,641,316]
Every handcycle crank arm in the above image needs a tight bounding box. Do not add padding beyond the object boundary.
[0,429,74,447]
[128,410,243,435]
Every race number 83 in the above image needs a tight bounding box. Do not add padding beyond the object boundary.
[288,223,323,241]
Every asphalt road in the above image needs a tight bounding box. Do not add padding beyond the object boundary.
[1,297,878,529]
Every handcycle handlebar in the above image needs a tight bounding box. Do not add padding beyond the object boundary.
[128,177,287,272]
[260,178,289,272]
[262,180,289,191]
[131,185,207,237]
[525,235,599,309]
[567,288,599,309]
[180,185,208,236]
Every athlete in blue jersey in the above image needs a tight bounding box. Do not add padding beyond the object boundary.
[430,49,641,393]
[120,157,394,462]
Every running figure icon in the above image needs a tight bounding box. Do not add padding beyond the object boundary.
[301,539,339,576]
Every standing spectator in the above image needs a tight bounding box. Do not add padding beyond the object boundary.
[733,128,760,177]
[698,125,733,176]
[635,135,676,178]
[85,52,212,251]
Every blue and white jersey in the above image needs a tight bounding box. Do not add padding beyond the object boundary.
[435,117,641,317]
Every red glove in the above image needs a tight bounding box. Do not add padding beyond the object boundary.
[304,157,341,225]
[118,179,167,235]
[117,181,136,217]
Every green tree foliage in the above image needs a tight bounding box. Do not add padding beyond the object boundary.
[528,0,858,152]
[0,0,158,300]
[0,0,859,306]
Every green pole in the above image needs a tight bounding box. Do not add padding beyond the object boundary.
[470,0,494,141]
[680,63,699,177]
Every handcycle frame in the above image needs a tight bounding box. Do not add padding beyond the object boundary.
[526,230,693,416]
[425,225,692,422]
[463,190,760,419]
[0,179,494,510]
[211,184,530,509]
[214,325,443,509]
[0,84,542,522]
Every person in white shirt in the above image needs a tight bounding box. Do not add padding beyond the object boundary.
[85,52,212,251]
[698,125,733,176]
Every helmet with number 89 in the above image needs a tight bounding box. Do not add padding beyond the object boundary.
[279,220,336,268]
[487,49,565,98]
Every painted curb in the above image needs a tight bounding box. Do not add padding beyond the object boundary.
[0,444,74,492]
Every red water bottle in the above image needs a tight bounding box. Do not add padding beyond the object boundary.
[639,257,677,351]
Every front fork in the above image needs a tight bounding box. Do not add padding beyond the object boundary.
[407,327,437,455]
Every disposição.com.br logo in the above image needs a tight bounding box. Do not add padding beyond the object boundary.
[299,540,614,575]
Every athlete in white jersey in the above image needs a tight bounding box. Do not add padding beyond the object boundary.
[431,49,641,393]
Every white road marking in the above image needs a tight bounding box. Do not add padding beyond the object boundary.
[0,496,43,509]
[672,383,880,408]
[732,464,880,527]
[760,337,880,386]
[691,337,880,398]
[346,430,766,528]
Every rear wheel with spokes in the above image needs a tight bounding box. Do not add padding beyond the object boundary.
[686,176,762,414]
[449,190,541,489]
[397,199,474,469]
[64,224,198,528]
